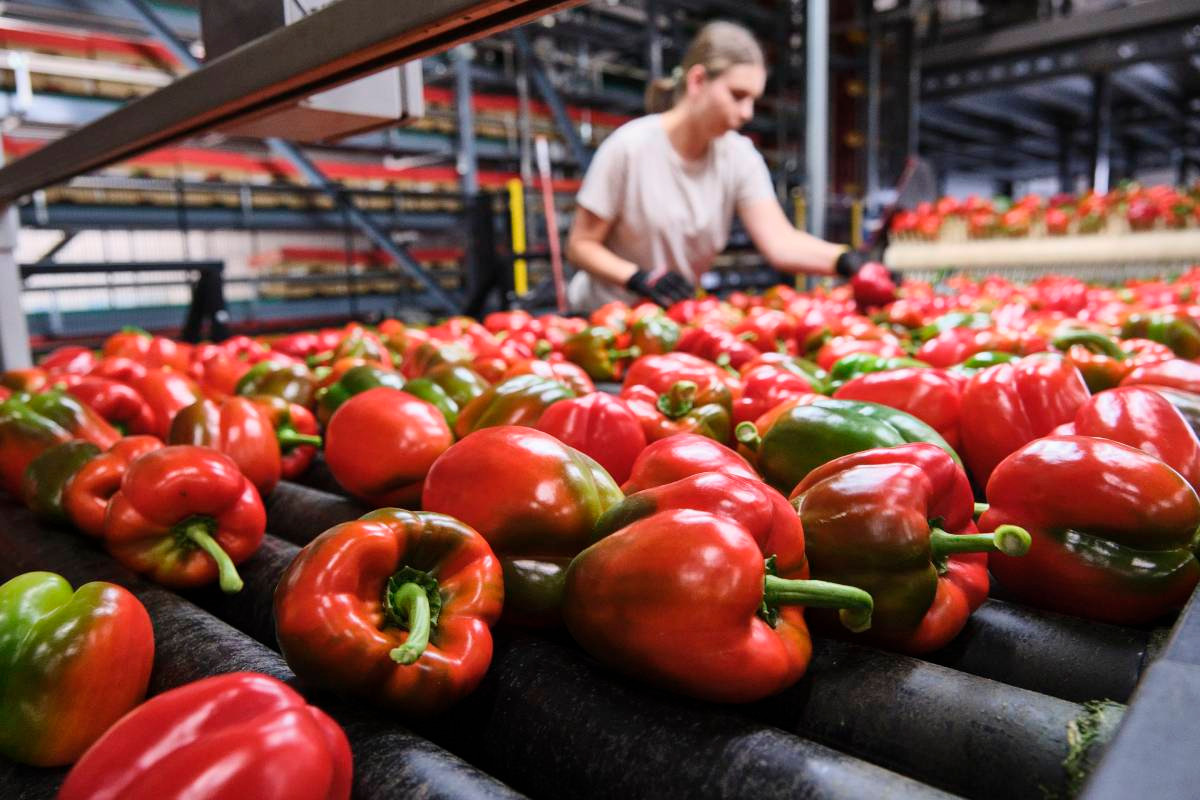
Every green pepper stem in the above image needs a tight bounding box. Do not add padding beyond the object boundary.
[387,581,432,665]
[1052,329,1126,360]
[929,525,1031,560]
[973,502,989,518]
[763,575,874,633]
[656,380,697,419]
[181,521,243,594]
[276,429,322,448]
[735,421,762,451]
[609,346,641,361]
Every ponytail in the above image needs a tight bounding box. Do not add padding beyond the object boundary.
[645,21,764,114]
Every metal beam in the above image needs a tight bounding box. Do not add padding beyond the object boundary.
[806,0,829,238]
[452,45,479,197]
[0,206,31,369]
[35,231,76,264]
[125,0,461,313]
[511,29,592,169]
[0,0,583,202]
[1091,73,1113,193]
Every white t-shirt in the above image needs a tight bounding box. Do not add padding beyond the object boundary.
[566,114,776,313]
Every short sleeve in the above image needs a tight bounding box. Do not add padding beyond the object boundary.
[732,136,776,207]
[575,131,628,221]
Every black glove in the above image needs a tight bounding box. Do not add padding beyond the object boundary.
[626,269,694,307]
[834,249,868,278]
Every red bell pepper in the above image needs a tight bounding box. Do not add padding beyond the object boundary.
[189,348,255,397]
[733,308,798,354]
[101,328,192,371]
[39,346,99,376]
[1053,328,1174,392]
[168,397,283,498]
[850,261,898,309]
[733,364,822,425]
[675,324,759,370]
[422,426,623,626]
[58,672,352,800]
[562,498,874,702]
[235,361,318,407]
[959,354,1090,486]
[0,390,120,496]
[983,435,1200,625]
[63,436,163,538]
[275,508,503,716]
[88,363,204,440]
[792,444,1030,653]
[834,367,966,451]
[454,375,575,438]
[22,440,103,526]
[622,352,739,409]
[325,387,452,507]
[1,367,50,393]
[104,445,266,593]
[535,393,646,484]
[621,381,732,444]
[0,571,153,767]
[502,358,596,395]
[55,375,157,436]
[621,433,761,494]
[562,326,638,382]
[1068,386,1200,491]
[1121,358,1200,394]
[248,395,322,480]
[814,336,907,372]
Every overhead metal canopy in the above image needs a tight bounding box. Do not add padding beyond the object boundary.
[0,0,582,203]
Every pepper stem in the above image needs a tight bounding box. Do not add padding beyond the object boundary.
[656,380,697,419]
[180,521,243,594]
[275,428,322,448]
[929,525,1031,561]
[763,575,874,632]
[973,502,989,518]
[735,421,762,451]
[609,346,641,361]
[1052,329,1127,360]
[387,582,432,665]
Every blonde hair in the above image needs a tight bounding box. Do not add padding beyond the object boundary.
[644,21,764,114]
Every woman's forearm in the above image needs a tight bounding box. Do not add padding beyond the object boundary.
[765,229,845,275]
[566,237,641,287]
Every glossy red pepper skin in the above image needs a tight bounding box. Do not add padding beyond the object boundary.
[57,375,157,436]
[814,336,907,372]
[168,397,283,498]
[1071,386,1200,491]
[39,346,99,376]
[502,358,596,395]
[104,446,266,591]
[563,505,849,703]
[325,387,453,508]
[63,436,163,538]
[454,375,575,438]
[101,329,191,371]
[622,353,739,409]
[791,444,1001,653]
[733,365,821,425]
[535,393,646,484]
[0,572,154,767]
[834,368,966,451]
[850,261,898,309]
[733,309,798,354]
[960,354,1090,487]
[983,436,1200,625]
[58,672,352,800]
[675,325,760,370]
[620,433,761,494]
[1,368,50,393]
[422,427,623,626]
[132,367,205,440]
[275,509,503,716]
[1121,358,1200,394]
[0,390,120,497]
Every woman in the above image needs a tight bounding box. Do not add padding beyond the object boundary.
[565,21,876,313]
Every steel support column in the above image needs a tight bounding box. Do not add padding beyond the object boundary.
[0,206,32,369]
[865,12,881,207]
[512,28,592,169]
[805,0,829,238]
[1058,124,1073,193]
[1090,73,1113,193]
[645,0,663,81]
[126,0,459,314]
[452,44,479,197]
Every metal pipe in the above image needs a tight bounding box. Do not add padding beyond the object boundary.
[1090,73,1113,193]
[806,0,829,238]
[453,44,480,198]
[0,206,32,369]
[512,29,592,170]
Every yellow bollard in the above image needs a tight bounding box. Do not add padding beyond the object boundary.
[507,178,528,296]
